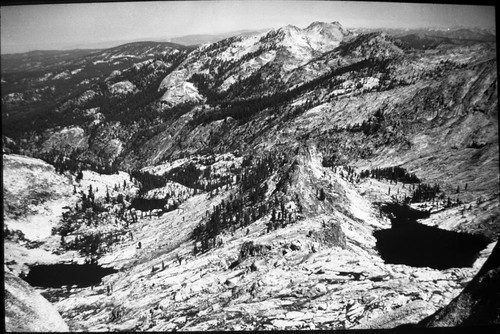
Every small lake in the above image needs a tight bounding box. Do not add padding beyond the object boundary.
[23,263,118,288]
[374,203,488,270]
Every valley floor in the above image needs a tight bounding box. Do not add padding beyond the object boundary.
[6,147,496,331]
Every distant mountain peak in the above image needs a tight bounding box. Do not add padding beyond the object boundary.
[307,21,326,27]
[304,21,352,39]
[306,21,342,29]
[273,21,351,41]
[279,24,301,33]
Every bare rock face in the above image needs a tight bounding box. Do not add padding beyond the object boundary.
[2,20,498,332]
[4,271,69,332]
[3,154,72,218]
[419,242,500,327]
[356,300,436,329]
[3,154,74,242]
[310,220,347,249]
[42,126,89,154]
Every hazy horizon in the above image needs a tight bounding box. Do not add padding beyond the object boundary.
[1,1,495,54]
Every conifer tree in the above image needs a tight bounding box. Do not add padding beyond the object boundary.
[319,188,326,201]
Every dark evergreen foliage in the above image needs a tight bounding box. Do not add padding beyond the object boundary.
[318,188,326,201]
[129,197,178,213]
[163,163,202,189]
[189,58,390,126]
[130,170,167,195]
[404,183,442,204]
[360,166,421,184]
[190,154,278,253]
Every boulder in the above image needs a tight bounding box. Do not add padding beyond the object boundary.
[271,319,303,329]
[346,300,365,322]
[411,269,447,281]
[355,300,435,329]
[290,240,302,251]
[4,271,69,332]
[310,220,347,249]
[174,286,192,302]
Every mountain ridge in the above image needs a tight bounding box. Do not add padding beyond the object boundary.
[2,20,499,331]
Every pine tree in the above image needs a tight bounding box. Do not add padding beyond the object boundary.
[319,188,326,201]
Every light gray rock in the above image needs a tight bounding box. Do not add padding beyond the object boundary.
[419,242,500,327]
[4,271,70,332]
[271,318,303,329]
[355,300,436,329]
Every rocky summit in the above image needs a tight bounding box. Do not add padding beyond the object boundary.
[2,21,498,331]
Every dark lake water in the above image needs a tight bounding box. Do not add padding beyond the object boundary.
[374,203,488,270]
[23,263,118,288]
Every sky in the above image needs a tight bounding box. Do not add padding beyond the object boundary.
[0,1,496,54]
